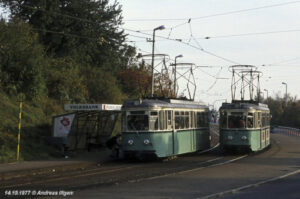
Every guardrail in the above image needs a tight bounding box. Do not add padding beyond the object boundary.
[273,126,300,137]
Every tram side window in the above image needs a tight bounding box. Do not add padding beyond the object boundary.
[197,112,209,128]
[257,112,262,127]
[175,111,180,129]
[220,111,227,128]
[228,112,246,128]
[149,111,158,130]
[265,113,270,126]
[175,111,185,129]
[193,112,197,128]
[262,113,266,127]
[122,112,126,131]
[247,113,254,128]
[191,111,194,128]
[267,113,270,126]
[185,112,190,128]
[159,111,166,130]
[127,114,149,131]
[203,112,209,127]
[196,112,200,128]
[167,111,172,129]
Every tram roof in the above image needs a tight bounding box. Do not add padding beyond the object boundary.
[220,100,269,111]
[122,98,208,110]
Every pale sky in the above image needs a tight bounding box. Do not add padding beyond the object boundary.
[119,0,300,108]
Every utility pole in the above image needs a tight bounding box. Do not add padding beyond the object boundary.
[150,25,165,98]
[282,82,287,106]
[264,89,268,99]
[17,94,24,161]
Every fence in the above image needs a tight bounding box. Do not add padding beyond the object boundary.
[273,126,300,137]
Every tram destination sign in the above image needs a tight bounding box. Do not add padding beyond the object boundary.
[64,104,122,111]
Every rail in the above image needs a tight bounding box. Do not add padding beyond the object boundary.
[273,126,300,137]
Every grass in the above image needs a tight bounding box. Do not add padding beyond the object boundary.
[0,92,64,163]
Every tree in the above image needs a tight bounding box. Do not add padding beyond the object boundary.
[44,57,88,103]
[119,67,151,98]
[155,71,175,98]
[265,93,300,128]
[119,60,175,99]
[0,19,46,98]
[84,66,124,103]
[1,0,128,73]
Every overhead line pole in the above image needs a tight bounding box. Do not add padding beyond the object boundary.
[151,25,165,98]
[282,82,288,106]
[174,54,183,97]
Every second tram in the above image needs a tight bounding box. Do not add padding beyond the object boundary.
[121,98,210,159]
[219,100,271,152]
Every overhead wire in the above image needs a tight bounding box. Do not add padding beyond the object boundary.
[16,3,298,67]
[206,67,224,92]
[123,27,240,64]
[25,3,300,43]
[198,29,300,39]
[9,2,300,99]
[264,56,300,66]
[124,1,300,22]
[21,2,300,91]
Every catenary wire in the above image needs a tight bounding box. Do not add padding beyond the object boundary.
[124,1,300,21]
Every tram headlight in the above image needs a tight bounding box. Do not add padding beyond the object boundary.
[241,136,247,140]
[227,135,233,140]
[128,139,134,145]
[143,139,150,145]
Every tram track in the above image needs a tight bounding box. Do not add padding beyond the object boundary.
[68,133,299,199]
[0,124,229,191]
[0,163,143,189]
[0,151,249,192]
[65,153,249,191]
[0,149,219,190]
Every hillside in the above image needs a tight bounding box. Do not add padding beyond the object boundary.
[0,92,64,162]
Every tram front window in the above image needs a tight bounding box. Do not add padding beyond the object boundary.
[127,115,149,131]
[228,112,246,128]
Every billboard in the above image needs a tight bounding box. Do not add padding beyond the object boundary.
[64,104,122,111]
[53,114,75,137]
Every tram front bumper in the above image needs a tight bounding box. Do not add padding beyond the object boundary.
[123,150,157,159]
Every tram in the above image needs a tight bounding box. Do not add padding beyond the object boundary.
[219,100,271,152]
[121,98,210,159]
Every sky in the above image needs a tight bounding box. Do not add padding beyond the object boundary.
[118,0,300,109]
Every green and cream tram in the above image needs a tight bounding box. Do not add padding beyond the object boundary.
[121,99,210,159]
[219,101,271,152]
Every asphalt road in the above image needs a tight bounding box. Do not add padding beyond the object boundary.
[221,173,300,199]
[72,133,300,199]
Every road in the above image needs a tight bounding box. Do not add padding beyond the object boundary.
[72,133,299,199]
[0,131,299,199]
